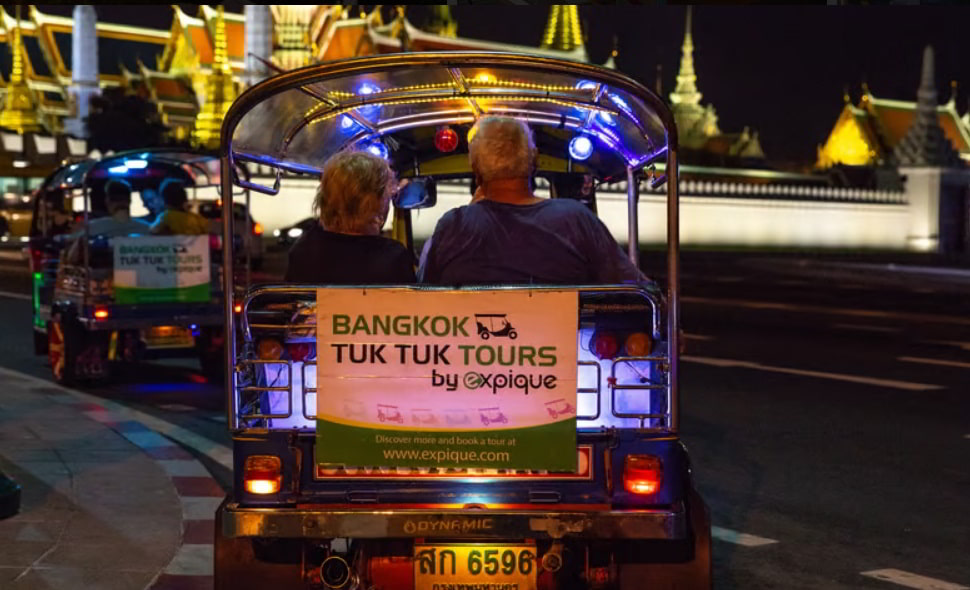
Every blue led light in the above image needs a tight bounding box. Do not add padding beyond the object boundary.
[597,111,616,127]
[339,115,357,130]
[575,80,598,91]
[357,82,380,96]
[365,141,389,160]
[124,159,148,169]
[569,135,594,161]
[355,82,381,117]
[108,165,128,174]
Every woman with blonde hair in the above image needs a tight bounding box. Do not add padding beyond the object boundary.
[285,150,415,283]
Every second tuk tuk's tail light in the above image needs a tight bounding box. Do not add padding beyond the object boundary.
[624,332,652,357]
[590,330,619,360]
[94,307,109,320]
[244,455,282,495]
[252,222,263,236]
[623,455,662,495]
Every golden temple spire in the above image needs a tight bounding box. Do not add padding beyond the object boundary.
[541,5,584,53]
[669,6,701,108]
[192,5,237,149]
[0,5,42,133]
[426,5,457,38]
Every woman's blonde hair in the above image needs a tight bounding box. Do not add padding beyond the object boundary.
[315,150,396,234]
[468,116,537,182]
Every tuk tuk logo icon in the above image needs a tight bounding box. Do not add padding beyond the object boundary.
[479,406,508,426]
[376,404,404,424]
[545,398,575,418]
[343,399,366,419]
[411,408,438,425]
[475,313,517,340]
[444,410,470,425]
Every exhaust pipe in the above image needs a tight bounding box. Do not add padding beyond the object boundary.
[320,555,358,590]
[541,543,564,573]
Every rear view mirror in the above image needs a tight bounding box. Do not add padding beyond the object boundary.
[393,177,437,210]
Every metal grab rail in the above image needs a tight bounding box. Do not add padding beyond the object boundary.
[230,285,671,433]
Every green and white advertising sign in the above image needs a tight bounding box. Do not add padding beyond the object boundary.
[113,236,210,304]
[315,289,579,471]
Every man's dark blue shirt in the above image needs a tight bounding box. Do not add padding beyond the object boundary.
[419,198,645,285]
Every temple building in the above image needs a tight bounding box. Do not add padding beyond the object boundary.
[817,79,970,168]
[668,7,765,166]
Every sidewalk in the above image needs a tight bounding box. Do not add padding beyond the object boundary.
[0,367,221,590]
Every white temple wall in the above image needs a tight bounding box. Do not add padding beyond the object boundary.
[234,178,911,250]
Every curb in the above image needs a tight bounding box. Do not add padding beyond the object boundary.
[0,368,221,590]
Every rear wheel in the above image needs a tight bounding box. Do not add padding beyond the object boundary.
[33,329,48,355]
[617,486,712,589]
[48,313,79,386]
[214,500,303,590]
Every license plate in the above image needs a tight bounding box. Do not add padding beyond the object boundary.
[142,326,195,349]
[414,544,537,590]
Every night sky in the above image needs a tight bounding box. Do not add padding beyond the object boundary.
[27,4,970,163]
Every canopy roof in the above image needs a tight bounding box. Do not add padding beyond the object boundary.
[48,148,235,190]
[225,52,673,185]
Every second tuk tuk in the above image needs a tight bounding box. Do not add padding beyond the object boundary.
[215,52,710,590]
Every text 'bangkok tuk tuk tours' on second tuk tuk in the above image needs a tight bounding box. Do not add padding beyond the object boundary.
[27,150,259,385]
[214,52,711,590]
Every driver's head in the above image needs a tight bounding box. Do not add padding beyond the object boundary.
[104,179,132,215]
[315,150,396,235]
[468,116,537,184]
[159,179,189,210]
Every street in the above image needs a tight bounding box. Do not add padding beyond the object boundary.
[1,251,968,589]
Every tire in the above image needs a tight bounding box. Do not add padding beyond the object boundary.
[214,499,302,590]
[617,485,712,589]
[48,313,79,386]
[33,329,48,356]
[509,330,518,340]
[480,331,489,340]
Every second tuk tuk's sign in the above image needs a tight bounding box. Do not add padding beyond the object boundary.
[316,289,579,471]
[113,236,210,304]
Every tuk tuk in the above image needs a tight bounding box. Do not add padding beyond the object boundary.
[28,149,252,384]
[215,52,710,589]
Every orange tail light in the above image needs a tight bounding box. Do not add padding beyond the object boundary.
[623,454,662,495]
[244,455,282,495]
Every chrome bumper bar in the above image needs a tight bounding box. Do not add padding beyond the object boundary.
[221,504,685,540]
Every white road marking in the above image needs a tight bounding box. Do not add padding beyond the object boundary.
[0,289,30,301]
[899,356,970,370]
[684,296,970,326]
[164,544,214,576]
[683,355,943,391]
[710,526,778,547]
[833,323,900,333]
[861,569,969,590]
[683,333,715,341]
[0,366,232,470]
[922,340,970,352]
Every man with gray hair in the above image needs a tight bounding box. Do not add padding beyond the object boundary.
[419,116,646,285]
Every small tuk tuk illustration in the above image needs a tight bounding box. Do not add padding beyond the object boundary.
[444,410,471,426]
[342,399,366,419]
[479,407,509,426]
[545,398,576,419]
[376,404,404,424]
[410,408,438,425]
[475,313,517,340]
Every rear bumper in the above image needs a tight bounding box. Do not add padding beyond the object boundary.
[220,503,686,541]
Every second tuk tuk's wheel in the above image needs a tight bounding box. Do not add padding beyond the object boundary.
[480,331,490,340]
[33,329,48,355]
[48,313,79,386]
[509,330,518,339]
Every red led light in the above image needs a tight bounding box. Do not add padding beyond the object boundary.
[288,342,312,362]
[591,330,618,360]
[233,303,243,314]
[434,126,459,153]
[623,455,663,495]
[94,308,109,320]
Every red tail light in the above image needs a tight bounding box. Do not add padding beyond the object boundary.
[252,222,263,236]
[623,454,662,495]
[288,342,312,362]
[29,247,43,272]
[209,234,223,250]
[233,303,243,314]
[94,307,109,320]
[590,330,619,360]
[244,455,282,494]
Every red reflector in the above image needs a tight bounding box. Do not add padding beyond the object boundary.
[244,455,281,495]
[434,126,459,153]
[591,330,618,360]
[94,308,109,320]
[623,454,662,495]
[288,342,312,362]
